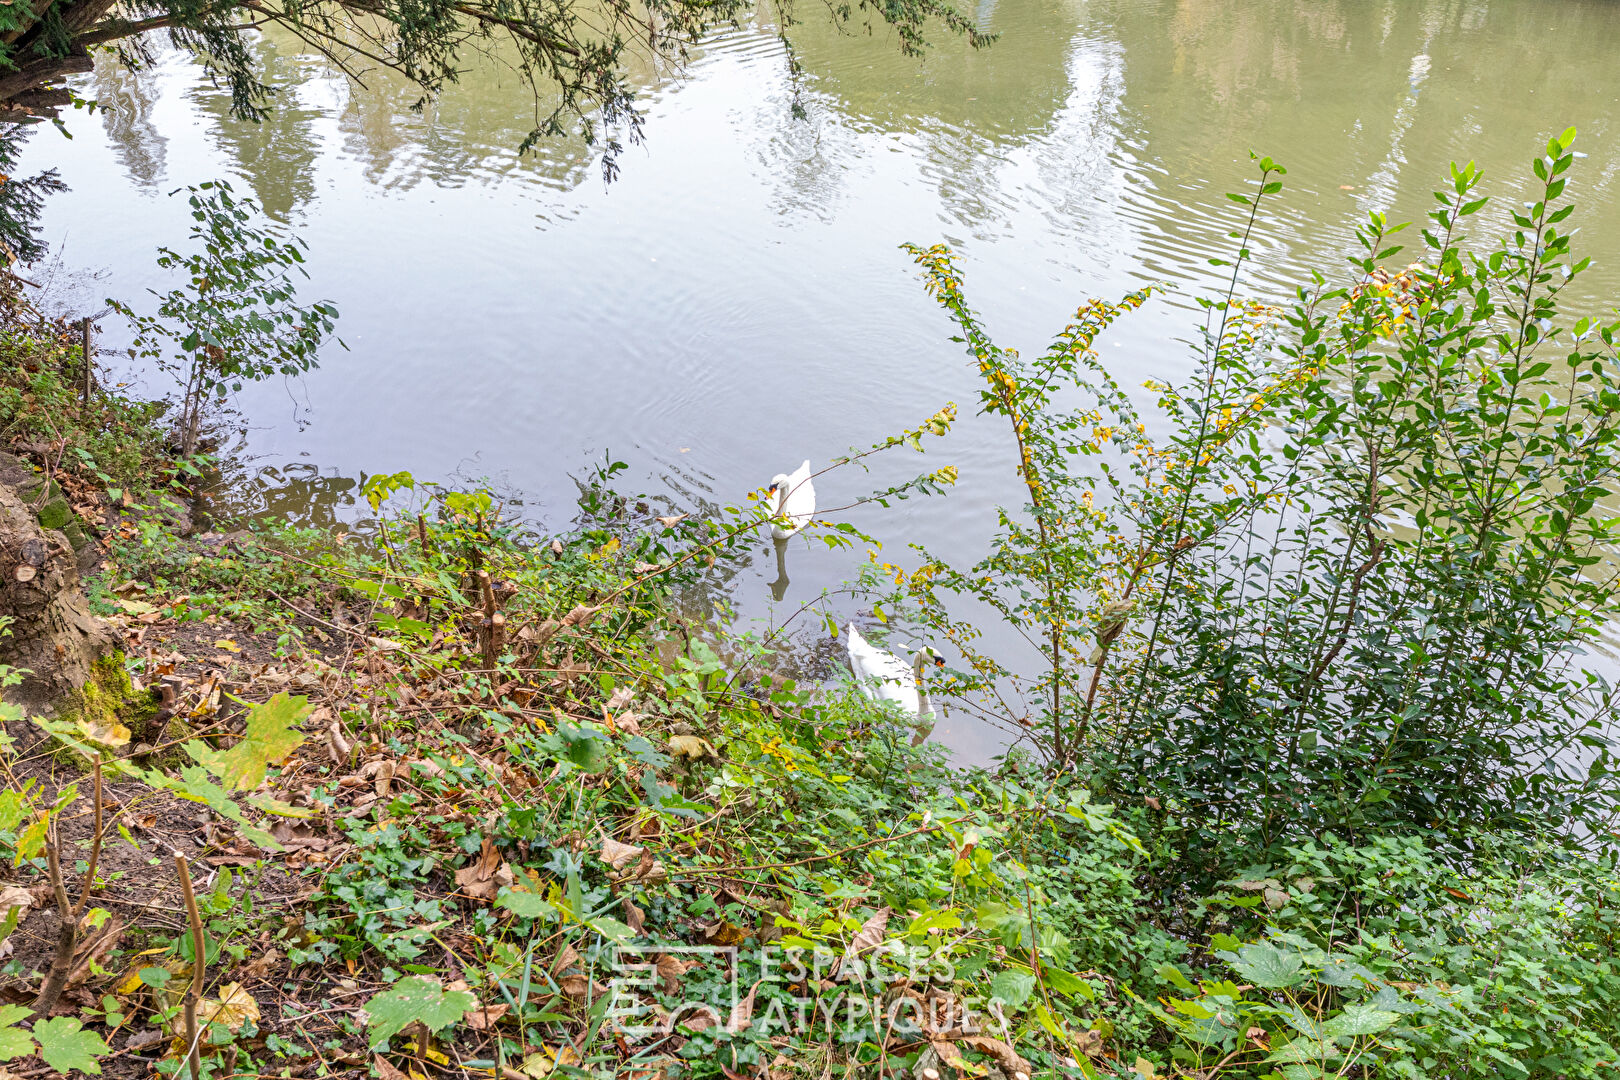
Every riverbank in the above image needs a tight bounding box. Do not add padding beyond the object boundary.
[0,318,1151,1078]
[2,299,1619,1080]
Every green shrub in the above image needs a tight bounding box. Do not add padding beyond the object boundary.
[898,131,1620,882]
[1160,833,1620,1078]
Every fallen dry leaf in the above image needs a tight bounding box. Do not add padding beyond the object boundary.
[959,1035,1032,1078]
[600,837,645,870]
[623,896,646,935]
[77,715,131,748]
[67,916,125,986]
[454,837,514,901]
[728,979,762,1031]
[847,907,890,956]
[374,1055,409,1080]
[197,982,260,1033]
[0,886,34,924]
[550,943,580,975]
[701,920,748,947]
[656,953,697,994]
[465,1002,510,1030]
[373,760,396,799]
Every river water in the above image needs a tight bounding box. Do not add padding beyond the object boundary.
[23,0,1620,758]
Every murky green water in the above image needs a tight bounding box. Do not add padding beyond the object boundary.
[26,0,1620,757]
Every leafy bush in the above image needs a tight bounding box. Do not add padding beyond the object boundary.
[1159,833,1620,1078]
[898,131,1620,879]
[111,181,339,457]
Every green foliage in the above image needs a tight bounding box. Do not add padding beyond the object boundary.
[364,976,477,1048]
[0,1004,33,1061]
[103,517,353,628]
[0,126,65,265]
[32,1016,108,1074]
[185,692,311,791]
[1176,834,1620,1079]
[899,133,1620,880]
[109,181,339,456]
[0,328,171,497]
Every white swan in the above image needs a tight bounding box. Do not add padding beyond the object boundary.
[767,460,816,540]
[846,623,944,740]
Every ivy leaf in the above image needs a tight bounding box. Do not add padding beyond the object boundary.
[204,693,311,791]
[494,888,556,920]
[34,1016,108,1074]
[0,1003,35,1061]
[364,977,476,1048]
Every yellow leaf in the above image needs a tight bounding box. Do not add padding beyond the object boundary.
[77,716,131,748]
[197,982,260,1033]
[666,735,716,761]
[213,639,240,652]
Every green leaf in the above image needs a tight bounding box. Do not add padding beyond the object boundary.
[494,888,556,920]
[989,969,1037,1008]
[202,693,311,791]
[0,1004,35,1062]
[1280,1065,1331,1080]
[15,813,47,865]
[33,1016,108,1074]
[1155,962,1195,991]
[169,767,279,850]
[587,915,635,943]
[906,908,963,935]
[558,720,611,773]
[1321,1003,1399,1037]
[1045,968,1096,1001]
[1267,1037,1337,1064]
[365,977,477,1048]
[1225,942,1305,989]
[0,789,27,831]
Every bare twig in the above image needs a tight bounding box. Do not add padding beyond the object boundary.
[175,853,205,1080]
[31,758,105,1017]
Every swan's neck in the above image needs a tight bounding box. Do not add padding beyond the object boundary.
[912,655,931,715]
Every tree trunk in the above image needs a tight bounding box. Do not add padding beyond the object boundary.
[0,471,114,709]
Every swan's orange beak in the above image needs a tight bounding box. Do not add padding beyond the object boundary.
[934,656,945,666]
